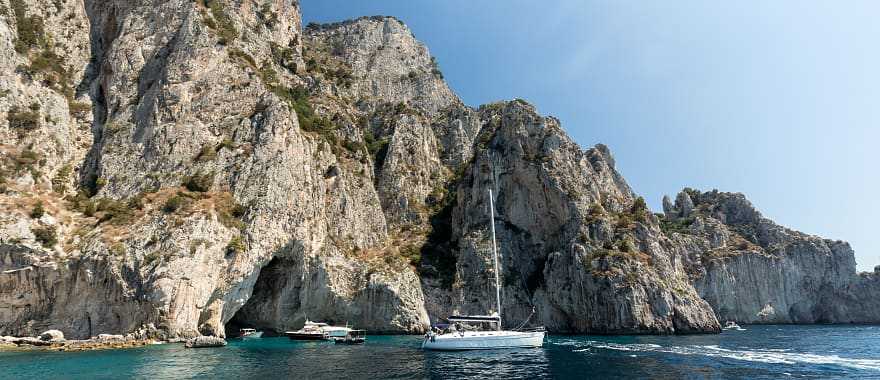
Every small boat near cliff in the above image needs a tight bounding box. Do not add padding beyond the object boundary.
[285,321,329,340]
[723,321,745,331]
[239,328,262,339]
[284,320,352,340]
[333,330,366,345]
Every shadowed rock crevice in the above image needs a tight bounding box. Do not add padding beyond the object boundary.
[226,255,303,336]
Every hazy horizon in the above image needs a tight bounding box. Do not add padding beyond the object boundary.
[303,1,879,271]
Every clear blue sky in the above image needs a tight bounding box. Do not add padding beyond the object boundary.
[302,1,879,271]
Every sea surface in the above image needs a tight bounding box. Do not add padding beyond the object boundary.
[1,325,878,379]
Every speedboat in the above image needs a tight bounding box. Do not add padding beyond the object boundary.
[285,320,330,340]
[239,328,262,338]
[422,189,545,351]
[334,329,366,345]
[723,321,745,331]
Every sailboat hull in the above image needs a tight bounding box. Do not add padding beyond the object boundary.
[421,330,545,351]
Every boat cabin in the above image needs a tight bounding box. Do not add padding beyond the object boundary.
[439,315,502,333]
[334,329,366,344]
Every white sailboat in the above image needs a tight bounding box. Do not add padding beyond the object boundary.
[421,189,545,351]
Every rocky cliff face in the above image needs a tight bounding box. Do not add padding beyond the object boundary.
[0,1,875,340]
[440,101,719,334]
[662,189,880,324]
[1,1,430,339]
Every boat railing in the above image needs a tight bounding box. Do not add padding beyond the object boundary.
[515,326,546,332]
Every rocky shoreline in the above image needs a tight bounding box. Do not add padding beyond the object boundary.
[0,325,164,352]
[1,334,156,352]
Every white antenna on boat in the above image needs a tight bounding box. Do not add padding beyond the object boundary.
[488,188,502,331]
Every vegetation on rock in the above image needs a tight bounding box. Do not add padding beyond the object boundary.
[182,172,214,193]
[198,0,237,45]
[29,201,44,219]
[32,225,57,248]
[10,0,45,54]
[7,105,41,132]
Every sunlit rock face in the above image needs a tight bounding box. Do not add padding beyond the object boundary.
[0,1,874,340]
[663,189,880,324]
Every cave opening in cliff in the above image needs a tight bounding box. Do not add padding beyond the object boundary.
[225,255,300,338]
[418,186,458,289]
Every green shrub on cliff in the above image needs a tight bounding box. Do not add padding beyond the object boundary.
[182,171,214,192]
[217,197,246,230]
[32,225,57,248]
[258,2,278,29]
[7,105,40,131]
[430,56,443,79]
[363,129,390,164]
[51,164,72,193]
[10,0,45,54]
[163,194,184,213]
[226,234,246,255]
[631,196,649,222]
[29,201,44,219]
[201,0,237,45]
[659,215,695,235]
[259,60,279,85]
[95,198,135,225]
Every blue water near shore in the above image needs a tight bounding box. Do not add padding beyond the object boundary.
[1,325,878,379]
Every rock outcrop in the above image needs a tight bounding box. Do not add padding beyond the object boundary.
[37,329,64,342]
[441,101,719,333]
[0,1,875,341]
[184,335,226,348]
[662,189,880,323]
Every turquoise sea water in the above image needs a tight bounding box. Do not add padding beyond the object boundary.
[1,325,878,379]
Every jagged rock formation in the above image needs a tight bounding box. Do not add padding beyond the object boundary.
[662,189,880,324]
[1,0,430,339]
[440,101,719,333]
[0,1,875,340]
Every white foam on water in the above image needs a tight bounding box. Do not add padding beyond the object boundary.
[568,341,880,371]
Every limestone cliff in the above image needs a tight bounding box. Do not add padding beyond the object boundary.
[0,1,875,340]
[662,189,880,324]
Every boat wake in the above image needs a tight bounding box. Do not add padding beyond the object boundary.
[561,341,880,371]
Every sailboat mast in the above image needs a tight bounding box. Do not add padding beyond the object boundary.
[488,189,502,331]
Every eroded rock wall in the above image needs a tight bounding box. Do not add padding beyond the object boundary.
[0,2,875,340]
[663,190,880,324]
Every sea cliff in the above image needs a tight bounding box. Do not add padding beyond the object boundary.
[0,0,876,340]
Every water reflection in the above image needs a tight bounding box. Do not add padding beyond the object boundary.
[424,345,550,379]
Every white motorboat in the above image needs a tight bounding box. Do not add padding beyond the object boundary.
[422,189,545,351]
[723,321,745,331]
[285,320,330,340]
[284,320,352,340]
[239,328,262,339]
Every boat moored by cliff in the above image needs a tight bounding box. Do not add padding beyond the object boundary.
[423,315,544,350]
[285,320,330,340]
[239,328,262,339]
[284,320,353,341]
[333,330,366,345]
[422,189,545,351]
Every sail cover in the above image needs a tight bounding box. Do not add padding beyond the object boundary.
[447,315,501,323]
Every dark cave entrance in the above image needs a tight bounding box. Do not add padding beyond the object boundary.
[224,255,302,338]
